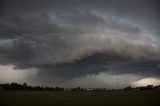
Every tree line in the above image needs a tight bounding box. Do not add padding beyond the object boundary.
[0,82,160,91]
[0,83,64,91]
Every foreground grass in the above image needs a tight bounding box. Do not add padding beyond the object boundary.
[0,90,160,106]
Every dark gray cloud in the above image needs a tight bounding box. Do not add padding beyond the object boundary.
[0,0,160,87]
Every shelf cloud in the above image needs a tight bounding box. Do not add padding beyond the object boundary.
[0,0,160,87]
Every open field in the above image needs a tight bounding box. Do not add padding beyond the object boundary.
[0,90,160,106]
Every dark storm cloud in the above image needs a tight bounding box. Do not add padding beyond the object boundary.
[37,52,130,78]
[0,0,160,81]
[36,54,160,80]
[105,58,160,77]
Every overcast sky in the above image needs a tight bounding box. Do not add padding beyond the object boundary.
[0,0,160,88]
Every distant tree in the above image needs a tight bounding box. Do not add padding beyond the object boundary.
[77,86,81,90]
[124,86,132,90]
[23,83,27,89]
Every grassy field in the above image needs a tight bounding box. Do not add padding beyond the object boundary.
[0,90,160,106]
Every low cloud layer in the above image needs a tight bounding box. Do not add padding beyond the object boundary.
[0,0,160,87]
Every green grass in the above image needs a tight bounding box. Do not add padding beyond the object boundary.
[0,90,160,106]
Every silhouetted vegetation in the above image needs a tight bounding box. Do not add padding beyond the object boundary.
[124,85,160,91]
[0,82,160,91]
[0,82,64,91]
